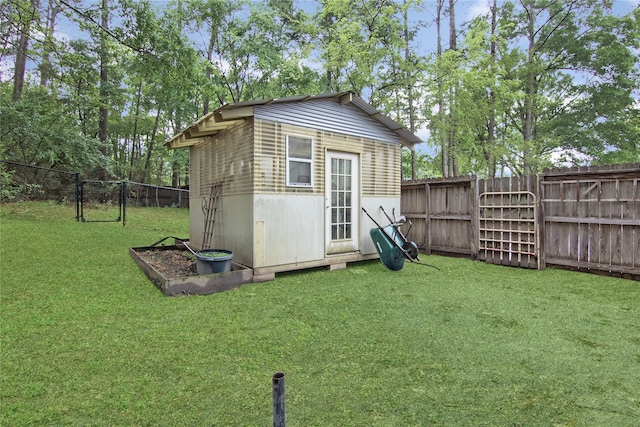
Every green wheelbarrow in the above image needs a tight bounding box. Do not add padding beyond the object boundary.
[362,206,419,271]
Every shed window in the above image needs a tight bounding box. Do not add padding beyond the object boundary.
[286,135,313,187]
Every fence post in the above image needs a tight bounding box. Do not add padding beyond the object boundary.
[424,182,431,255]
[470,176,479,260]
[537,172,546,270]
[272,372,285,427]
[75,172,80,221]
[122,181,127,227]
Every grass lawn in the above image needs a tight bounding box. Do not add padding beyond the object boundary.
[1,201,639,426]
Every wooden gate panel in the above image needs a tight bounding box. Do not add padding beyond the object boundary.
[478,191,537,269]
[478,176,539,269]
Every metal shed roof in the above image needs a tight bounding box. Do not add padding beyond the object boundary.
[165,91,423,149]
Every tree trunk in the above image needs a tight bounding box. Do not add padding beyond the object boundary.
[403,3,417,180]
[39,0,59,87]
[448,0,458,177]
[13,31,28,101]
[172,164,181,188]
[144,104,162,184]
[326,69,334,93]
[13,0,40,101]
[129,81,143,181]
[436,0,447,177]
[523,2,536,176]
[487,0,497,178]
[203,27,217,115]
[98,0,109,179]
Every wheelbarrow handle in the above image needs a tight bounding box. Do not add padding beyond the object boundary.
[362,207,415,262]
[380,206,411,244]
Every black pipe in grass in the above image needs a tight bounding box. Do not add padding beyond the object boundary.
[272,372,285,427]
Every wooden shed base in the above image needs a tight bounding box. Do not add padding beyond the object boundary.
[130,245,254,296]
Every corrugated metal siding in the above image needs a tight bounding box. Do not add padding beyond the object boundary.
[191,119,254,198]
[322,130,399,197]
[254,119,284,194]
[254,120,324,194]
[254,100,401,145]
[190,115,399,198]
[361,140,400,197]
[254,119,400,197]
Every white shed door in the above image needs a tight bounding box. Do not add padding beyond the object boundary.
[325,151,359,254]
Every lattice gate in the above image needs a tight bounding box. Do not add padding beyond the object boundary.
[478,191,539,269]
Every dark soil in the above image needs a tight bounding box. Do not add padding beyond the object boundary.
[136,249,198,279]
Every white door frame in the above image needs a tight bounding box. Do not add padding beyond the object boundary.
[325,151,359,255]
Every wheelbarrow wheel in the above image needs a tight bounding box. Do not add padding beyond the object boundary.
[403,241,419,260]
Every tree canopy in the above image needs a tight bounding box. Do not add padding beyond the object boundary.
[1,0,638,184]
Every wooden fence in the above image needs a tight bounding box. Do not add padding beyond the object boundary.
[400,163,640,278]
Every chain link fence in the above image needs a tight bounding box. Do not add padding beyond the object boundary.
[1,160,79,203]
[1,160,189,211]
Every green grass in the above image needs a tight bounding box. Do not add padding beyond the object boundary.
[1,201,639,426]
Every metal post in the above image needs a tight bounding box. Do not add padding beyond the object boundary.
[272,372,285,427]
[80,181,85,222]
[121,181,126,226]
[75,172,80,221]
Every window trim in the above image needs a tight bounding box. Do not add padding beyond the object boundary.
[285,134,314,187]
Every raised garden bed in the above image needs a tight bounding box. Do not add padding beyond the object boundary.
[130,243,253,296]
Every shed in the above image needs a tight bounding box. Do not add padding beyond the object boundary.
[166,91,422,281]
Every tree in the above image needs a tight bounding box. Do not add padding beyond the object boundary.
[374,0,426,179]
[549,5,640,164]
[5,0,40,101]
[317,0,426,181]
[432,0,448,176]
[498,0,639,173]
[0,83,106,171]
[402,147,438,180]
[98,0,109,160]
[185,0,321,111]
[421,0,639,176]
[36,0,60,87]
[317,0,412,100]
[2,0,637,190]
